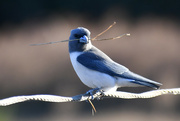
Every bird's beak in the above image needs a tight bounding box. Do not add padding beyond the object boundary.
[79,35,89,43]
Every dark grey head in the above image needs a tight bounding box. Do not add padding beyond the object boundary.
[69,27,92,53]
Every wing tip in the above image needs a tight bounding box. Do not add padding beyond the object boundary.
[132,80,162,89]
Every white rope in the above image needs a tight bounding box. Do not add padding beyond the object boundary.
[0,88,180,106]
[103,88,180,99]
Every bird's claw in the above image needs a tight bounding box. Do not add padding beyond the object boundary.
[85,88,103,100]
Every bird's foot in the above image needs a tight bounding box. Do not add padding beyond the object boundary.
[85,88,104,100]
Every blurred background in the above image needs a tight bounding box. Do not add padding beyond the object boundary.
[0,0,180,121]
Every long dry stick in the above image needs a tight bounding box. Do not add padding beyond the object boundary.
[30,22,130,46]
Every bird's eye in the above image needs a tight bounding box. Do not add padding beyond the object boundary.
[74,34,81,38]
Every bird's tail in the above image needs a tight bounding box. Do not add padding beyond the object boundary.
[131,80,162,89]
[118,71,162,89]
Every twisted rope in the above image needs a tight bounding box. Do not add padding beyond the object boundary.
[0,88,180,106]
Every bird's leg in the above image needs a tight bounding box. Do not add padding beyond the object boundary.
[95,89,105,100]
[85,88,101,100]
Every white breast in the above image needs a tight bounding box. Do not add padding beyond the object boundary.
[69,52,117,91]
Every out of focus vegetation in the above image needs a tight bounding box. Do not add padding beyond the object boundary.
[0,0,180,121]
[0,0,180,26]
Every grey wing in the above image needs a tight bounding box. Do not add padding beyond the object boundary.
[77,51,129,77]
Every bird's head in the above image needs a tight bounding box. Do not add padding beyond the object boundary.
[69,27,92,52]
[69,27,91,43]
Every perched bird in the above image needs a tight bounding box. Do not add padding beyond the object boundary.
[69,27,162,92]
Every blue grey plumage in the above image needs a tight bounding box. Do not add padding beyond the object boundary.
[69,27,162,92]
